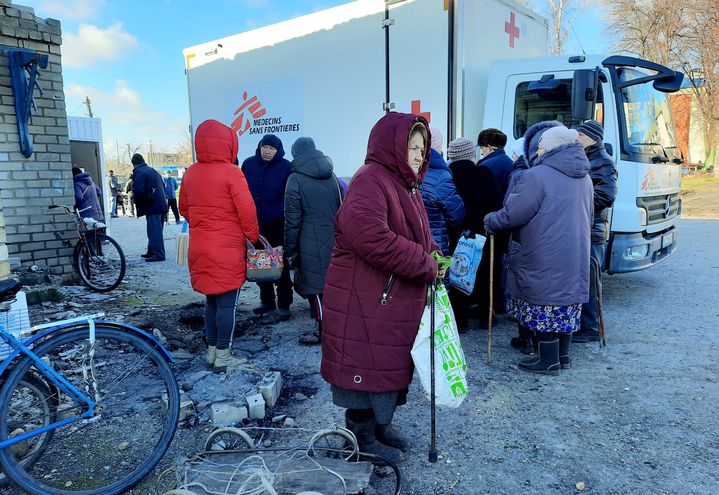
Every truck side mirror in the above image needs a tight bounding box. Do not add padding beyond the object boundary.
[571,69,598,121]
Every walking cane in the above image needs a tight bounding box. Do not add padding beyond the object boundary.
[487,234,495,363]
[428,281,438,463]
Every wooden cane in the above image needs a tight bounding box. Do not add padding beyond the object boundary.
[487,234,495,363]
[428,282,438,463]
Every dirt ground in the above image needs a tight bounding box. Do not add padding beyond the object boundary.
[2,215,718,494]
[680,173,719,218]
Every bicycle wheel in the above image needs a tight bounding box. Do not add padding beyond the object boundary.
[74,234,126,292]
[0,325,180,494]
[0,372,57,487]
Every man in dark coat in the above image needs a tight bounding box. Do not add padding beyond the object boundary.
[446,137,504,331]
[285,137,342,345]
[477,128,514,197]
[573,120,618,343]
[131,153,168,262]
[242,134,293,319]
[163,173,181,224]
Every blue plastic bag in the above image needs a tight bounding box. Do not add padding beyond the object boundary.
[449,233,486,295]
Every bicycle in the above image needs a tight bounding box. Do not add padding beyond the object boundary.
[47,204,126,292]
[0,279,180,494]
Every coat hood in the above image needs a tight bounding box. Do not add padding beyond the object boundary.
[365,112,431,187]
[254,134,286,164]
[73,172,94,187]
[194,119,238,164]
[524,120,562,167]
[428,148,449,171]
[534,141,590,178]
[291,150,333,179]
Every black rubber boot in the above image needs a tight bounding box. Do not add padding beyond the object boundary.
[558,333,572,370]
[518,334,559,375]
[510,324,534,355]
[375,423,409,453]
[345,410,403,466]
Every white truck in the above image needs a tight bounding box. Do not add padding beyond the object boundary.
[183,0,684,273]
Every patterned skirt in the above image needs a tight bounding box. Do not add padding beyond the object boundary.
[507,297,581,334]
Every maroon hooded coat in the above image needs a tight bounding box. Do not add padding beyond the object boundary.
[320,113,439,394]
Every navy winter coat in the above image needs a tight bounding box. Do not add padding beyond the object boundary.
[585,143,618,243]
[479,148,514,196]
[72,173,104,221]
[485,122,593,306]
[241,136,292,235]
[419,149,465,255]
[284,150,342,297]
[131,162,167,217]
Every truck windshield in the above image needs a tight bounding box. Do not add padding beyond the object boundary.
[617,67,680,161]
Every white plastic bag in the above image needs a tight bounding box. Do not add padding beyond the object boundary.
[449,233,486,295]
[411,284,469,408]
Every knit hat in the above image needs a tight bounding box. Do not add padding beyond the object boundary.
[575,120,603,143]
[447,137,475,162]
[430,127,443,154]
[538,126,579,153]
[511,138,525,159]
[131,153,144,166]
[291,137,316,158]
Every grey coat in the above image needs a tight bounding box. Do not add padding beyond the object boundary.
[485,141,593,306]
[284,150,342,297]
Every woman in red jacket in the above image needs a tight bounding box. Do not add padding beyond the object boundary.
[321,113,443,465]
[179,120,259,372]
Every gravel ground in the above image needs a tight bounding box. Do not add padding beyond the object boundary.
[2,217,717,494]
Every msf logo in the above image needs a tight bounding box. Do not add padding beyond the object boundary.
[231,91,267,136]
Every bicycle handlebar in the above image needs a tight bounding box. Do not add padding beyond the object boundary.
[47,204,76,215]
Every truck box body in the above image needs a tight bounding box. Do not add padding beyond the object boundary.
[184,0,682,273]
[183,0,546,177]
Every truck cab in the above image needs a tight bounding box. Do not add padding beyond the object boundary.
[484,54,683,273]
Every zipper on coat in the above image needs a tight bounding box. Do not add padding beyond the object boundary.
[410,186,424,232]
[380,274,396,305]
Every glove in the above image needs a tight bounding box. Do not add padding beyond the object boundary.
[483,214,494,235]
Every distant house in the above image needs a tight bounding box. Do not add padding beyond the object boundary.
[669,80,715,170]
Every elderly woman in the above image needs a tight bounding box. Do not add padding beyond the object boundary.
[321,113,442,465]
[484,121,593,375]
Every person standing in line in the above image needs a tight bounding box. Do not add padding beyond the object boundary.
[446,137,503,332]
[321,113,442,466]
[484,122,593,374]
[241,134,293,320]
[573,120,618,343]
[180,119,259,372]
[108,170,119,218]
[284,137,342,345]
[477,128,514,197]
[131,153,168,262]
[72,166,104,221]
[125,174,135,217]
[163,172,181,224]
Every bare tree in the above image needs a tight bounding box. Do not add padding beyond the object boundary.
[603,0,719,167]
[546,0,578,55]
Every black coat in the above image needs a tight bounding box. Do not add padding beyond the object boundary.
[131,162,167,217]
[284,150,342,297]
[241,143,292,236]
[449,159,503,239]
[585,143,618,243]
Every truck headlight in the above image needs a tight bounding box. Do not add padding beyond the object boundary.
[623,245,649,260]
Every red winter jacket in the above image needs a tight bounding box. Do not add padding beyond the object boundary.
[320,113,439,394]
[179,120,260,295]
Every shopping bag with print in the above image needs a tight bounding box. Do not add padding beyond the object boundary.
[449,232,486,295]
[175,221,189,266]
[245,235,284,282]
[411,283,469,408]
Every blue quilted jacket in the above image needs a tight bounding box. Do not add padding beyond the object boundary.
[419,149,465,255]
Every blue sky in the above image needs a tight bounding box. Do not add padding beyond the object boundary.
[21,0,610,156]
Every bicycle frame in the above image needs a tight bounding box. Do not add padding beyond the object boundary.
[0,315,174,450]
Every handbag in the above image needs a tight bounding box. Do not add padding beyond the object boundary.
[245,235,284,282]
[449,232,486,295]
[175,221,189,266]
[411,283,469,408]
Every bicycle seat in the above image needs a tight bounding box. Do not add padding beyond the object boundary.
[83,217,107,230]
[0,278,21,303]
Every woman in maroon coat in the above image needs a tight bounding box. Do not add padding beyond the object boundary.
[321,113,442,465]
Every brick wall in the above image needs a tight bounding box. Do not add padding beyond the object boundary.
[0,1,75,277]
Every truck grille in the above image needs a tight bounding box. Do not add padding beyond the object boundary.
[637,193,681,224]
